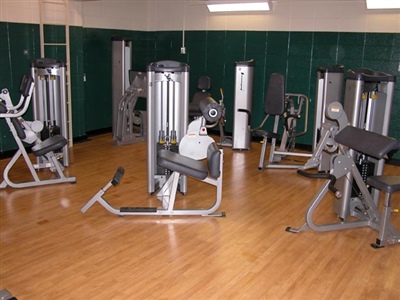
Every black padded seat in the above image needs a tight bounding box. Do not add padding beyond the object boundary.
[31,135,67,157]
[335,126,400,159]
[158,150,208,180]
[254,129,280,140]
[367,176,400,194]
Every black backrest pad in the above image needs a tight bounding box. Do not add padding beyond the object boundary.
[1,102,27,139]
[19,74,34,97]
[335,126,400,159]
[0,102,7,113]
[197,76,211,90]
[207,142,221,179]
[265,73,285,116]
[12,118,26,140]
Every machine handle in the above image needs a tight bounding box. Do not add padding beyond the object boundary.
[238,108,251,126]
[297,169,342,198]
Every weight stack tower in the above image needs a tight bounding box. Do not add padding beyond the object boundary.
[146,61,190,194]
[313,65,344,171]
[334,68,396,220]
[31,58,69,166]
[111,37,132,138]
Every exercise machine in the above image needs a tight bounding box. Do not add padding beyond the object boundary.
[0,289,17,300]
[240,73,310,169]
[189,75,212,121]
[189,76,232,147]
[81,99,225,217]
[111,36,132,139]
[335,68,396,220]
[146,61,190,195]
[301,102,348,171]
[114,71,147,146]
[0,75,76,189]
[232,59,254,150]
[31,58,69,167]
[313,65,344,172]
[287,125,400,248]
[216,88,233,147]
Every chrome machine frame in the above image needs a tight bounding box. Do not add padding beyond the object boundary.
[146,61,190,195]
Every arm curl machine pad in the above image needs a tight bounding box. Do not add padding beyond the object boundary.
[335,126,400,159]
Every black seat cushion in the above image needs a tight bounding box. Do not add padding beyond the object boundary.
[158,150,208,180]
[335,126,400,159]
[254,129,280,140]
[367,175,400,194]
[31,135,67,157]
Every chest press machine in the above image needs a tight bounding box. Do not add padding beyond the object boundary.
[81,97,225,217]
[0,75,76,189]
[286,104,400,247]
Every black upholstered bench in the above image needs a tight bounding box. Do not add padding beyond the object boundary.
[31,135,68,157]
[367,175,400,248]
[158,142,221,180]
[335,126,400,248]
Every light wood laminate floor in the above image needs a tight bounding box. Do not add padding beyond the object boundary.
[1,134,399,299]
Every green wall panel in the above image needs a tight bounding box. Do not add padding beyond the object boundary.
[70,26,86,138]
[1,21,400,159]
[0,22,85,153]
[0,22,39,152]
[83,28,114,132]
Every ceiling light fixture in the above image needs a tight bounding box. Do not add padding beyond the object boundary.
[207,1,270,12]
[366,0,400,9]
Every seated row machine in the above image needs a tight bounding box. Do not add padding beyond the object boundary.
[0,75,76,189]
[241,73,310,170]
[287,125,400,248]
[81,97,225,217]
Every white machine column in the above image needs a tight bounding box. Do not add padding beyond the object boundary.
[232,59,255,150]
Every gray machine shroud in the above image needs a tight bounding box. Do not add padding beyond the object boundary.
[146,61,190,194]
[335,68,396,220]
[30,58,69,167]
[233,59,255,150]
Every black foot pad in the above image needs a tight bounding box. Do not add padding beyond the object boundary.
[120,207,157,213]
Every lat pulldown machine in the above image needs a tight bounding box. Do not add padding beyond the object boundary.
[240,73,310,169]
[0,75,76,189]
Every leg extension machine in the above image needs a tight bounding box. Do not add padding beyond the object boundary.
[82,98,225,217]
[81,141,224,217]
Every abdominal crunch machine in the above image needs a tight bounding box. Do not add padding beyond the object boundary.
[287,104,400,247]
[0,75,76,189]
[81,97,225,217]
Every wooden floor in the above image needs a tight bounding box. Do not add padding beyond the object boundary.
[1,134,399,300]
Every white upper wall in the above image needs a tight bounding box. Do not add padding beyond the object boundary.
[1,0,399,32]
[0,0,83,26]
